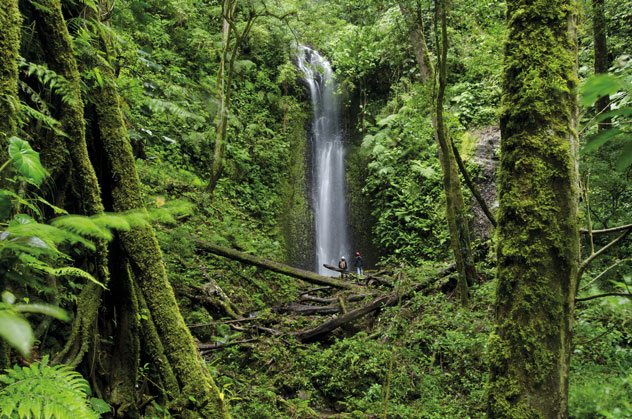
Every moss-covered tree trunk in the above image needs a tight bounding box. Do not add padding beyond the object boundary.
[0,0,20,152]
[0,0,21,369]
[92,51,229,418]
[486,0,580,417]
[34,0,104,216]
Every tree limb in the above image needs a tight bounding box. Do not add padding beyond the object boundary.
[579,229,632,278]
[575,292,632,302]
[451,140,497,227]
[580,223,632,235]
[192,237,360,290]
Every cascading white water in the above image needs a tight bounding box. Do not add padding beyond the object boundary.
[296,45,350,276]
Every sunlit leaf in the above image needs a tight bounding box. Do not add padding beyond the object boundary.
[13,303,69,321]
[7,137,48,186]
[582,74,624,107]
[0,310,33,357]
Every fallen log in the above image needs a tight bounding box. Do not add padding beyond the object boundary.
[192,237,358,290]
[279,303,340,315]
[299,287,331,296]
[300,293,380,304]
[295,274,446,342]
[323,264,392,287]
[198,338,258,353]
[295,296,389,342]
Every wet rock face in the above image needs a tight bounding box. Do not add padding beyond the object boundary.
[471,126,500,242]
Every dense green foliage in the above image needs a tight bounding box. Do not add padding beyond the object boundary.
[0,356,109,418]
[1,0,631,416]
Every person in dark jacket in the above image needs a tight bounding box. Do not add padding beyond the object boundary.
[338,256,347,278]
[354,252,364,277]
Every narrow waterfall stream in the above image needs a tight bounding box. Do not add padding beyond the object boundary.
[296,46,350,276]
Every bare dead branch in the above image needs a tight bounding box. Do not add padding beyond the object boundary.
[576,292,632,302]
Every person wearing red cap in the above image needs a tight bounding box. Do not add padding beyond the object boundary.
[354,252,363,277]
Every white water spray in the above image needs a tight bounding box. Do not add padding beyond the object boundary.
[296,46,350,275]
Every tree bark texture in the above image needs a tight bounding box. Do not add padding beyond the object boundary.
[398,2,434,83]
[34,0,105,215]
[0,0,20,152]
[592,0,610,131]
[33,0,111,374]
[92,58,229,418]
[487,1,580,417]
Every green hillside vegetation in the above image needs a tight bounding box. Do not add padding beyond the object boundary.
[0,0,631,417]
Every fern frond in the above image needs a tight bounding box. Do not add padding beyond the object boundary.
[50,215,113,241]
[18,103,67,138]
[20,60,79,107]
[0,356,106,418]
[148,98,205,123]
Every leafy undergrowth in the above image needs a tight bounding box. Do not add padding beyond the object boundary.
[202,277,493,419]
[137,159,632,419]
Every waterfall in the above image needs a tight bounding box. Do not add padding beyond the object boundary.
[296,45,350,276]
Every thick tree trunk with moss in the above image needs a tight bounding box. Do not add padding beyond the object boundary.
[34,0,104,216]
[92,56,229,418]
[0,0,20,151]
[486,1,580,417]
[0,0,21,369]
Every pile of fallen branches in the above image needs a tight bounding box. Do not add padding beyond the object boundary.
[185,238,457,352]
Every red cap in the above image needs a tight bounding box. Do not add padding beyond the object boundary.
[356,252,360,256]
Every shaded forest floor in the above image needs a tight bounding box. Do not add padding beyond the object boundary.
[138,160,631,418]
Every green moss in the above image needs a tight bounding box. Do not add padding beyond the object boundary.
[277,97,313,268]
[0,0,21,162]
[487,0,580,417]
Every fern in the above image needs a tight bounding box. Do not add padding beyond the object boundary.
[0,356,109,418]
[20,61,79,107]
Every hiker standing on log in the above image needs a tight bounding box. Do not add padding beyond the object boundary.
[338,256,347,278]
[354,252,364,277]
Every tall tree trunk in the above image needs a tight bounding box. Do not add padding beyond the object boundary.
[433,0,475,305]
[592,0,610,131]
[0,0,21,369]
[207,0,238,194]
[34,0,105,216]
[399,0,476,304]
[92,50,229,418]
[33,0,111,376]
[487,0,580,417]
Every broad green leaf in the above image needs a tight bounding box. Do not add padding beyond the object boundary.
[0,310,34,357]
[7,137,48,186]
[89,398,111,414]
[0,191,11,221]
[582,129,622,153]
[13,303,69,321]
[582,74,624,106]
